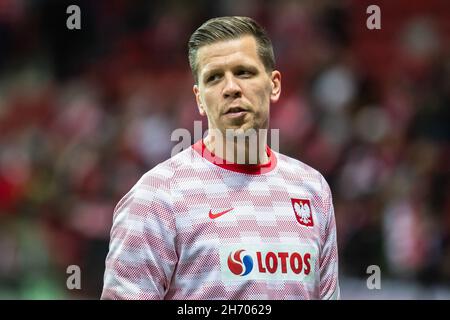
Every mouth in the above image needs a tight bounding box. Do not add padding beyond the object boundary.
[223,106,249,119]
[224,106,248,115]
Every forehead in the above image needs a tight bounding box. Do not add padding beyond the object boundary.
[196,36,263,74]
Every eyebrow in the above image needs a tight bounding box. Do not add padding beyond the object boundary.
[202,68,222,80]
[202,64,259,80]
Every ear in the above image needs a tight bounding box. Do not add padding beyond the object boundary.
[269,70,281,103]
[193,84,206,116]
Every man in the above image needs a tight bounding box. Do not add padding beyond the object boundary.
[101,16,340,299]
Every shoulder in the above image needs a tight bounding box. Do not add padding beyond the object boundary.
[114,147,198,214]
[273,150,330,192]
[137,146,198,190]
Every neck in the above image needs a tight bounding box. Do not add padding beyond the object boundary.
[204,129,269,165]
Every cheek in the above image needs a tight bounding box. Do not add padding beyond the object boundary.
[251,83,271,112]
[201,92,222,120]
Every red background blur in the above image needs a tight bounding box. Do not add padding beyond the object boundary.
[0,0,449,299]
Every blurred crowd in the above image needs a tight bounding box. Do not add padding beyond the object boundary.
[0,0,449,299]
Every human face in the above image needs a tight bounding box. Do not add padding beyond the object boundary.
[193,36,281,136]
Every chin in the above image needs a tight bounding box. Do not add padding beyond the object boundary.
[228,125,260,136]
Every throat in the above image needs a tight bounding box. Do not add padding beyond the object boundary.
[204,133,269,165]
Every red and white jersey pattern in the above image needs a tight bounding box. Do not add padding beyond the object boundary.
[101,140,340,300]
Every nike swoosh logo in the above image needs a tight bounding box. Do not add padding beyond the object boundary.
[209,208,234,219]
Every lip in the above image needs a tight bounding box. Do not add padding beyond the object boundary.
[224,110,248,118]
[224,105,248,114]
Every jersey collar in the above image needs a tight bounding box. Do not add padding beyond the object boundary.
[192,139,277,175]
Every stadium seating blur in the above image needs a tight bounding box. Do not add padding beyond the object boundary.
[0,0,449,299]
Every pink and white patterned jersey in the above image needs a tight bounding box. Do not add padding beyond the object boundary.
[101,140,340,300]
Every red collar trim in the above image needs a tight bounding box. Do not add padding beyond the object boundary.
[192,139,277,175]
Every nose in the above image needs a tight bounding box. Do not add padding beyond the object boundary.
[222,73,242,99]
